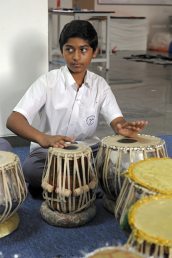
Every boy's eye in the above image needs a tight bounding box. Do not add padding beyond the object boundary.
[64,46,89,54]
[66,47,74,53]
[80,47,88,53]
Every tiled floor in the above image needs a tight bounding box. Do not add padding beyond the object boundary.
[50,50,172,139]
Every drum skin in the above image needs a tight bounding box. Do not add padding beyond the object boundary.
[85,246,145,258]
[127,195,172,258]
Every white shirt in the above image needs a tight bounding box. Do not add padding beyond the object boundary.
[14,66,123,151]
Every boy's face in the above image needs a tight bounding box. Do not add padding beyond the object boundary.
[62,37,97,74]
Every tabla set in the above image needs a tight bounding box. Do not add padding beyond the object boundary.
[0,151,27,238]
[2,133,172,257]
[84,133,172,257]
[94,134,172,258]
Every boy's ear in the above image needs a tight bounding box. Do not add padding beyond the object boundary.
[93,48,99,58]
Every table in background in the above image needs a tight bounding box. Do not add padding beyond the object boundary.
[48,9,114,70]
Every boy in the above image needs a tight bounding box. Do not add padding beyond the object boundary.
[6,20,148,197]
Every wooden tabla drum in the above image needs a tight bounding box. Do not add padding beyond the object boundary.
[96,134,167,213]
[0,151,27,238]
[41,143,98,227]
[127,195,172,258]
[115,157,172,230]
[85,246,145,258]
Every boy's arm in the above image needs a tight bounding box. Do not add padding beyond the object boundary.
[110,116,148,137]
[6,111,73,148]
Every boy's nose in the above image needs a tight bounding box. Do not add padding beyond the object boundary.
[73,50,80,60]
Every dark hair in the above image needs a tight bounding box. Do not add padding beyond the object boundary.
[59,20,98,52]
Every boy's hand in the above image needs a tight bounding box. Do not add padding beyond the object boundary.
[116,120,148,138]
[38,134,74,148]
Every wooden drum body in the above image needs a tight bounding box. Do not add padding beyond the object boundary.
[0,151,27,237]
[96,134,167,203]
[41,143,98,227]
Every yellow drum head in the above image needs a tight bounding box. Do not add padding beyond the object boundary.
[128,158,172,194]
[128,195,172,246]
[86,246,144,258]
[100,134,164,149]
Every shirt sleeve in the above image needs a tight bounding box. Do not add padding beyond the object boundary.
[100,81,123,125]
[13,74,47,124]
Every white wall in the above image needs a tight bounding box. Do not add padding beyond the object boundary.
[0,0,48,137]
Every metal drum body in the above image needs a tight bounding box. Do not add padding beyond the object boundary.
[96,134,167,201]
[115,175,154,229]
[0,151,27,237]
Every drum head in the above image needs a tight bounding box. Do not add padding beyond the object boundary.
[128,158,172,194]
[0,151,17,167]
[49,143,91,156]
[76,137,100,154]
[86,246,144,258]
[128,195,172,246]
[100,134,165,150]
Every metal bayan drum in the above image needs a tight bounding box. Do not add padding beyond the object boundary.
[41,143,98,227]
[115,157,172,230]
[96,134,167,212]
[0,151,27,238]
[127,195,172,258]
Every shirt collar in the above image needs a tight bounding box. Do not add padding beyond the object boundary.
[62,65,91,89]
[62,66,76,89]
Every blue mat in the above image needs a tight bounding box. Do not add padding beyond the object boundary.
[0,197,127,258]
[1,135,172,258]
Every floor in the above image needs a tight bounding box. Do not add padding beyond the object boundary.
[50,50,172,139]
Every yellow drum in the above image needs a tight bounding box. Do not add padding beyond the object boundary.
[0,151,27,238]
[85,246,145,258]
[127,195,172,258]
[41,143,98,227]
[96,134,167,201]
[115,157,172,229]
